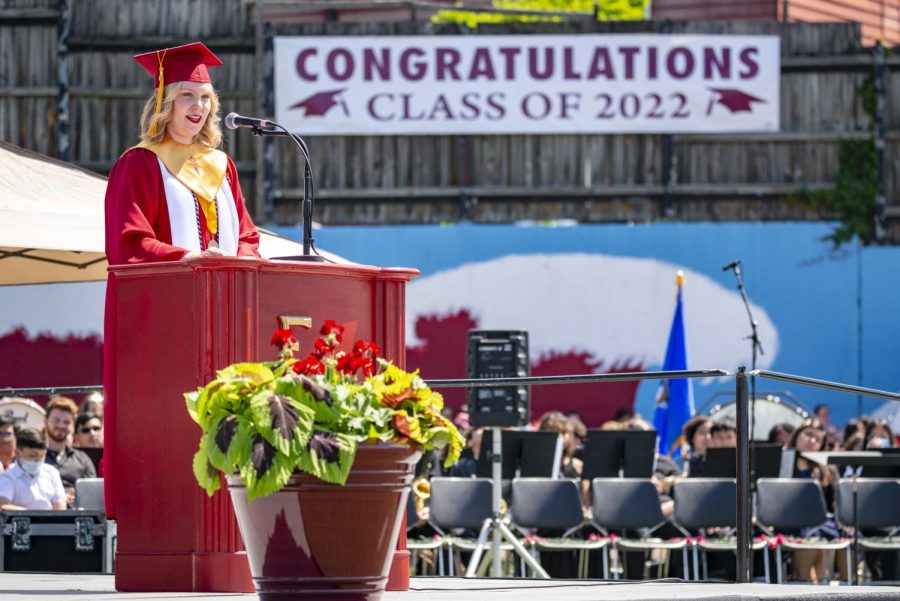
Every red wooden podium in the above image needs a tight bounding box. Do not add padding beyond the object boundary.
[107,257,417,592]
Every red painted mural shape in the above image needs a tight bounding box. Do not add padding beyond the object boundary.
[0,328,102,405]
[405,310,644,427]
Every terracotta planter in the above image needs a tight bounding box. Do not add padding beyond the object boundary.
[227,443,420,600]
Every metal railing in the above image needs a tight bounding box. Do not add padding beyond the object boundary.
[4,367,900,583]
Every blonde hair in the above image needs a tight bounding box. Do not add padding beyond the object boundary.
[139,81,222,148]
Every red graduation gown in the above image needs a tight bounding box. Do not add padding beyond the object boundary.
[102,147,260,518]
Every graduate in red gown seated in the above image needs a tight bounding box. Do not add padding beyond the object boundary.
[102,42,261,518]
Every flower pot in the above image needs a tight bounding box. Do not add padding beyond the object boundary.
[227,443,420,600]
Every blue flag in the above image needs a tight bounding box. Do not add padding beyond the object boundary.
[652,273,694,456]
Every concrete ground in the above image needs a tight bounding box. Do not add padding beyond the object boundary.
[1,574,899,601]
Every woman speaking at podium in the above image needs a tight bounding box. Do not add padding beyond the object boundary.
[103,43,261,517]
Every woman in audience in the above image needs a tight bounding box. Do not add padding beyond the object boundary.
[537,411,583,478]
[786,419,843,582]
[863,419,895,450]
[681,415,712,476]
[767,422,795,447]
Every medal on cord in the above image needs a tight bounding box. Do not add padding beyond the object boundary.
[192,191,219,250]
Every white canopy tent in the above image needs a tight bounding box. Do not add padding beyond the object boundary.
[0,140,339,286]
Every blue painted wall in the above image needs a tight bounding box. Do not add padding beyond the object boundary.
[273,222,899,428]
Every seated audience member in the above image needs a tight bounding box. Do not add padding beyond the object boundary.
[79,391,104,420]
[863,419,894,450]
[709,419,737,448]
[0,416,16,471]
[537,411,582,478]
[74,413,103,448]
[843,417,868,447]
[447,427,483,478]
[0,428,66,510]
[786,418,843,582]
[680,415,712,476]
[767,422,795,447]
[612,407,635,425]
[43,396,97,507]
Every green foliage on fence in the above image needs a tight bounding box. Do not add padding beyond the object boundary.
[432,0,649,28]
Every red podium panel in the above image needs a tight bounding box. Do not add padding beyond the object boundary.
[108,258,417,592]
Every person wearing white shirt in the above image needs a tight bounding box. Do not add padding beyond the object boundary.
[0,427,67,510]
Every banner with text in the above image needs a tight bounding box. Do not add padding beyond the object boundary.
[274,35,780,136]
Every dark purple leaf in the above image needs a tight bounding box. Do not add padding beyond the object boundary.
[215,416,238,454]
[300,376,334,406]
[268,395,299,441]
[251,434,277,477]
[308,431,341,464]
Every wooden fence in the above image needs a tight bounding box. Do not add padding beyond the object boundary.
[1,1,898,237]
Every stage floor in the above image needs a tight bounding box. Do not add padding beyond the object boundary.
[2,575,900,601]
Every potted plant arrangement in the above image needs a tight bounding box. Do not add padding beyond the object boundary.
[185,320,463,600]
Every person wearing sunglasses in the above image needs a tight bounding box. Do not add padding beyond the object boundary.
[74,414,103,449]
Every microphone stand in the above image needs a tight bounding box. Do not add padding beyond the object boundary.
[726,262,764,440]
[250,122,325,262]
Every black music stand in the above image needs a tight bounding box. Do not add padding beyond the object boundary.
[703,443,782,482]
[802,451,900,585]
[582,430,658,479]
[475,430,561,480]
[466,428,551,578]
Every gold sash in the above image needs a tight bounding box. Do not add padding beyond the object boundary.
[130,139,227,235]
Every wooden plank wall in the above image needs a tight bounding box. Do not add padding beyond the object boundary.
[0,2,897,233]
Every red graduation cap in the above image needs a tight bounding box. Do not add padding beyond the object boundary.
[133,42,222,90]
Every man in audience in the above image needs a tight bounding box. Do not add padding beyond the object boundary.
[0,428,67,510]
[0,416,16,471]
[43,396,96,507]
[709,419,737,447]
[74,413,103,448]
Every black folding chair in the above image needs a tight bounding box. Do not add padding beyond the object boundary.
[510,478,608,578]
[756,478,851,584]
[591,478,687,580]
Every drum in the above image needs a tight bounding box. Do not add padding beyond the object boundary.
[707,394,808,441]
[0,397,47,430]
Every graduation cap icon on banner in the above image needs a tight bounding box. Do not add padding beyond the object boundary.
[289,89,349,117]
[706,88,766,115]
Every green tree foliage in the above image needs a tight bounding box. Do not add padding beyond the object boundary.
[433,0,649,28]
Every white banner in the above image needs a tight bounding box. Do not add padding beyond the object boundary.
[274,35,780,136]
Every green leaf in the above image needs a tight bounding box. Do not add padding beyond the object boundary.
[185,390,200,424]
[250,392,315,455]
[276,374,340,426]
[239,433,295,501]
[192,443,221,496]
[295,430,356,485]
[204,414,253,472]
[217,362,276,385]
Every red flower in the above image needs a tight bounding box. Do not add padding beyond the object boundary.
[319,319,345,339]
[270,328,297,350]
[293,356,324,376]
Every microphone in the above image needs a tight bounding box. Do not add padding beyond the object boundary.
[224,112,274,130]
[721,259,742,272]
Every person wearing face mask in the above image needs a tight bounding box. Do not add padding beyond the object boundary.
[103,42,261,519]
[0,428,66,510]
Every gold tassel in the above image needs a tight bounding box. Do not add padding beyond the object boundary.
[148,49,167,137]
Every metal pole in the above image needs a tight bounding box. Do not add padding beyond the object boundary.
[735,366,752,583]
[56,0,71,161]
[262,21,276,223]
[782,0,789,22]
[660,19,675,218]
[491,427,502,577]
[873,41,886,242]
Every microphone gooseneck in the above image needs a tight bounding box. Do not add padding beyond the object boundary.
[722,259,742,272]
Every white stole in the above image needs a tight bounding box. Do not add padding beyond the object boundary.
[157,157,239,255]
